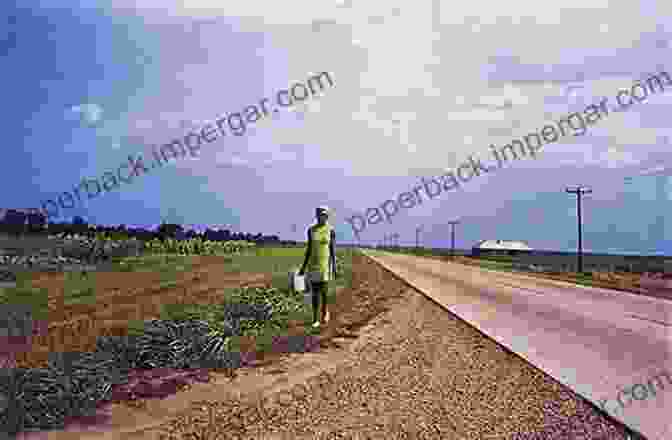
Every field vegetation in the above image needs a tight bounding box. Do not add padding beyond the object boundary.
[0,242,355,435]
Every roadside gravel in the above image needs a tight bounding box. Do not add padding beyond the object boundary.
[152,254,641,440]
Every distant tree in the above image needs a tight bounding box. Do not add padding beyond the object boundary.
[157,223,183,240]
[95,226,110,239]
[71,216,88,236]
[25,210,47,235]
[203,228,216,242]
[1,210,27,236]
[88,224,100,237]
[113,224,128,240]
[46,221,64,236]
[131,228,144,241]
[129,227,150,242]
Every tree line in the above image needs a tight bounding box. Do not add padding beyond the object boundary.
[0,210,299,245]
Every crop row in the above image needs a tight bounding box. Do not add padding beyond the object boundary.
[143,238,256,255]
[0,284,310,435]
[0,236,256,272]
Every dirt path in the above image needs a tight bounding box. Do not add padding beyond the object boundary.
[29,252,637,440]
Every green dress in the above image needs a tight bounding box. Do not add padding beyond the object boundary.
[306,223,333,282]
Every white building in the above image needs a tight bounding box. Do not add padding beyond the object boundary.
[472,239,533,256]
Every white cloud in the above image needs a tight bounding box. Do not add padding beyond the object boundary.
[597,147,640,168]
[105,0,670,180]
[219,155,249,167]
[564,84,589,106]
[476,84,530,108]
[68,103,104,125]
[91,0,672,243]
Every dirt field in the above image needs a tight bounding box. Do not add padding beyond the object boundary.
[41,256,271,322]
[21,251,641,440]
[9,256,272,369]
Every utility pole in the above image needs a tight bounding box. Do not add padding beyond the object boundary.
[566,186,592,273]
[416,226,422,250]
[448,220,460,260]
[391,232,399,248]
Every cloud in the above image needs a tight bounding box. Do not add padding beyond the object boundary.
[597,147,640,168]
[564,84,589,106]
[207,148,299,171]
[217,155,249,168]
[83,0,672,250]
[102,0,671,181]
[68,103,104,125]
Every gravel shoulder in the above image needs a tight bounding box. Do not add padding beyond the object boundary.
[119,253,639,440]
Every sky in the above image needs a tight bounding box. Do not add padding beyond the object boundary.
[3,0,672,254]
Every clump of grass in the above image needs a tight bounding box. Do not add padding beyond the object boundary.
[0,285,49,321]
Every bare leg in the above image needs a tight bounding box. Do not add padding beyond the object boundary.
[319,282,329,323]
[311,281,320,323]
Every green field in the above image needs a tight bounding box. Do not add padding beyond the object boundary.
[0,280,50,321]
[1,246,356,353]
[126,246,355,352]
[468,259,519,272]
[0,254,205,320]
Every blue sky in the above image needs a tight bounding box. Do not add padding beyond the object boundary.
[2,1,672,254]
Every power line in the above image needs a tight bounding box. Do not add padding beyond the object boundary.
[447,220,460,259]
[566,186,592,273]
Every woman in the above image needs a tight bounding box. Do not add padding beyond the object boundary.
[299,206,338,328]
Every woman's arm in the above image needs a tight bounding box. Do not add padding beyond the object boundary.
[330,229,337,278]
[299,227,312,275]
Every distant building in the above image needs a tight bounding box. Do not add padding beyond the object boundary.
[472,239,533,256]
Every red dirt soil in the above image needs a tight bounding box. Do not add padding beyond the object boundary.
[8,256,273,369]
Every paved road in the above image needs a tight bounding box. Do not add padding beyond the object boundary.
[365,250,672,440]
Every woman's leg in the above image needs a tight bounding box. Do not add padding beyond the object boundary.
[319,282,329,323]
[311,281,321,323]
[311,282,329,323]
